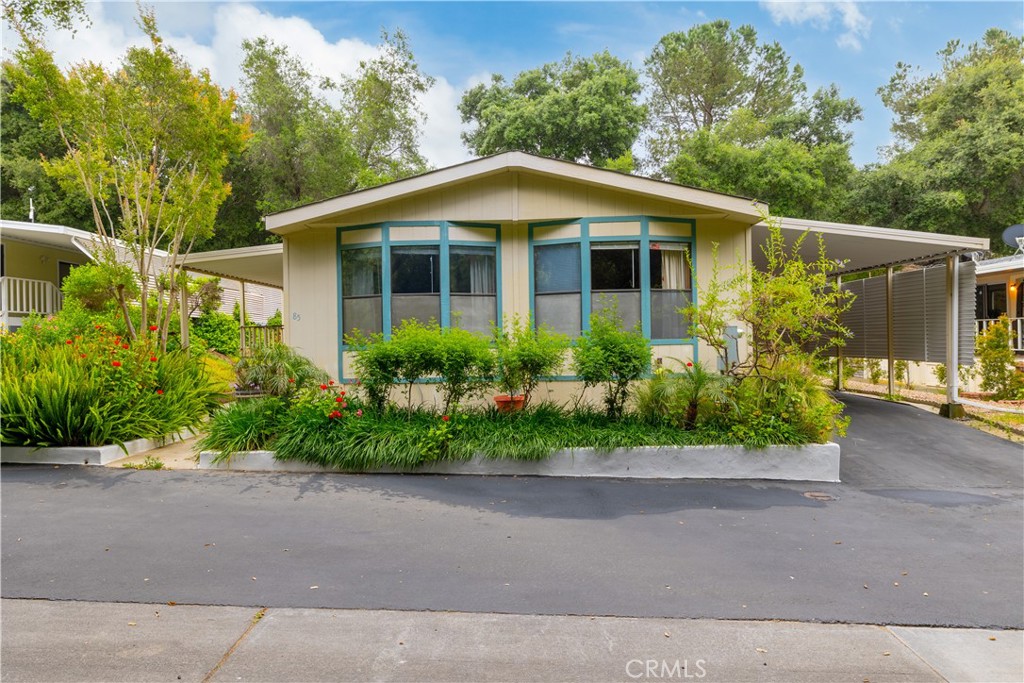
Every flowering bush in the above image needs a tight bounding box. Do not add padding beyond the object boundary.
[1,321,223,447]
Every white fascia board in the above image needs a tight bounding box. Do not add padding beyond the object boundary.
[264,152,767,234]
[766,217,990,252]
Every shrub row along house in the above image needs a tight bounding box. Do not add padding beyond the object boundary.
[184,153,988,414]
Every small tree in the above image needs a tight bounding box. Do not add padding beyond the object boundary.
[7,7,249,351]
[493,315,569,406]
[976,317,1024,400]
[572,306,651,420]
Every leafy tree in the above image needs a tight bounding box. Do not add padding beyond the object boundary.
[0,72,93,226]
[459,51,646,166]
[6,7,249,350]
[844,29,1024,247]
[571,306,651,420]
[644,20,805,163]
[342,29,434,183]
[1,0,89,35]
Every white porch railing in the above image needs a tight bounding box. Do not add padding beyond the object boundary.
[1,276,64,324]
[977,317,1024,352]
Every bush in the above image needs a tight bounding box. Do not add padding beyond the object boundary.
[61,261,139,312]
[192,312,239,356]
[198,396,287,463]
[572,306,651,420]
[234,343,328,397]
[634,361,732,430]
[1,324,222,447]
[493,315,568,405]
[433,326,495,413]
[266,309,283,327]
[347,330,402,413]
[976,317,1024,400]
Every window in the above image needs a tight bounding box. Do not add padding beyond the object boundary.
[534,243,581,337]
[391,245,441,327]
[591,242,641,330]
[976,283,1008,320]
[650,242,691,339]
[450,245,496,334]
[341,248,382,337]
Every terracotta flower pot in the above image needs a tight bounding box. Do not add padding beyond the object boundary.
[494,394,526,413]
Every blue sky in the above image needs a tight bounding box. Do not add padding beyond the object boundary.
[11,1,1023,168]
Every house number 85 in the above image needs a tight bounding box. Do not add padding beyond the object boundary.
[292,312,301,321]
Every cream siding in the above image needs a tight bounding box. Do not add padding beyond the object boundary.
[284,229,338,375]
[2,240,90,284]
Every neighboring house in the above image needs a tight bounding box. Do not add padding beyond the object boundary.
[975,252,1024,353]
[0,219,282,330]
[231,152,986,406]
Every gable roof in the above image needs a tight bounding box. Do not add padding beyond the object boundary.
[264,152,768,234]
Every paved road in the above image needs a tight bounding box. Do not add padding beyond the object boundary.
[2,394,1021,628]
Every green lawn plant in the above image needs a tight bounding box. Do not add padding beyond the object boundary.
[571,305,651,420]
[1,321,222,448]
[976,317,1024,400]
[493,314,569,406]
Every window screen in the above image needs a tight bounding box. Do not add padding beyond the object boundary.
[341,247,382,336]
[391,246,440,327]
[450,246,496,334]
[650,242,691,339]
[591,242,640,329]
[534,243,581,336]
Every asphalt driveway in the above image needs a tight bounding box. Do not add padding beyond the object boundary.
[2,393,1021,628]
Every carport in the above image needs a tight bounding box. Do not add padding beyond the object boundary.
[754,217,988,416]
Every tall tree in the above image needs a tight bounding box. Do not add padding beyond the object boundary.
[459,51,646,167]
[6,6,249,348]
[845,29,1024,247]
[342,29,434,184]
[644,20,805,164]
[2,0,89,35]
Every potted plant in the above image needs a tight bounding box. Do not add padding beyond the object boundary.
[492,315,568,411]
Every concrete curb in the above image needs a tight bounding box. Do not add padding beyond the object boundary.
[2,430,194,466]
[198,443,841,482]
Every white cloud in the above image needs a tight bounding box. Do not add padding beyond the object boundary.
[760,1,872,52]
[3,3,471,168]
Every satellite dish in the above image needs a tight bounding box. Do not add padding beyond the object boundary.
[1002,223,1024,251]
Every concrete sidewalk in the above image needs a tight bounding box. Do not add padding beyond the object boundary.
[2,599,1020,682]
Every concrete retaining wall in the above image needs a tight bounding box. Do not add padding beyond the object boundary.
[198,443,841,482]
[2,431,192,466]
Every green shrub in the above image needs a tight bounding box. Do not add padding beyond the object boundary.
[1,324,221,447]
[266,309,283,327]
[347,330,402,413]
[390,320,445,409]
[634,361,732,429]
[493,315,568,405]
[866,358,884,384]
[976,317,1024,400]
[192,312,239,356]
[572,306,651,420]
[198,396,287,463]
[234,343,328,397]
[61,261,139,312]
[434,326,494,413]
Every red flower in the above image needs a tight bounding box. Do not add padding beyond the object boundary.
[329,380,335,386]
[329,410,342,419]
[122,343,129,349]
[156,389,164,395]
[112,361,122,368]
[150,356,158,362]
[288,378,295,383]
[356,409,363,417]
[341,402,348,409]
[94,325,103,330]
[686,362,693,367]
[149,325,158,331]
[340,390,346,397]
[442,415,450,422]
[80,354,87,359]
[65,339,73,345]
[114,336,121,343]
[320,384,328,390]
[335,396,344,403]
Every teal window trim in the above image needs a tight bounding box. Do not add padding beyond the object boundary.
[529,216,697,362]
[337,221,502,380]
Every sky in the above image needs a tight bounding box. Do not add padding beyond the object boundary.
[4,1,1022,169]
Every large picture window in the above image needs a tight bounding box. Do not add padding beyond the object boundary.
[534,243,582,337]
[391,245,441,326]
[341,247,383,337]
[450,245,496,334]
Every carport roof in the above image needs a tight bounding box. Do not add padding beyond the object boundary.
[752,217,990,275]
[181,243,283,289]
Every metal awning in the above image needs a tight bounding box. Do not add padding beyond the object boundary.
[753,217,989,274]
[181,243,283,289]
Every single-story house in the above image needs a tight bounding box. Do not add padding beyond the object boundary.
[975,252,1023,353]
[0,219,283,333]
[183,152,987,408]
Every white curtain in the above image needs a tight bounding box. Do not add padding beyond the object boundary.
[469,253,495,294]
[661,248,685,290]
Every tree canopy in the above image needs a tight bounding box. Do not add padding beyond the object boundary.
[459,51,645,167]
[844,29,1024,248]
